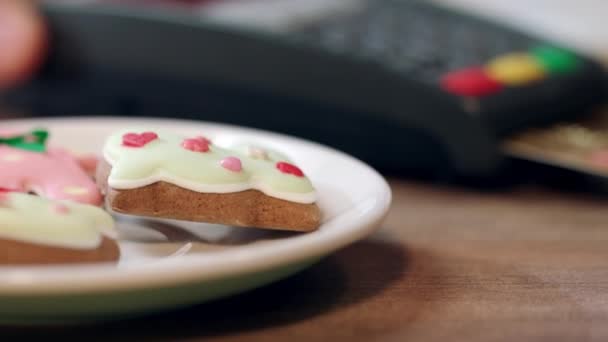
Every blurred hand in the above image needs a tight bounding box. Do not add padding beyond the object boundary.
[0,0,46,89]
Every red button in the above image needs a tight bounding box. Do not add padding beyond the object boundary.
[440,67,503,96]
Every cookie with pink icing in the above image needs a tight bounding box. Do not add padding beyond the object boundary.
[0,129,102,205]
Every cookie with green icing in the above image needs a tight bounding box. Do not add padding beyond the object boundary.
[0,192,120,265]
[98,129,321,232]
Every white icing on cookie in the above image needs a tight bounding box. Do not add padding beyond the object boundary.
[0,192,116,250]
[103,129,317,204]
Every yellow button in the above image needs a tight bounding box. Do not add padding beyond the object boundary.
[485,53,546,86]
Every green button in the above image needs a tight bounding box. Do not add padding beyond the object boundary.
[532,45,580,73]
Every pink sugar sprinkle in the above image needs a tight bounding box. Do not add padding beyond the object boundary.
[182,138,210,152]
[220,156,242,172]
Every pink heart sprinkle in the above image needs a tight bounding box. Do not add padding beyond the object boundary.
[182,137,210,153]
[276,162,304,177]
[53,203,70,215]
[196,136,212,145]
[220,156,242,172]
[122,132,158,147]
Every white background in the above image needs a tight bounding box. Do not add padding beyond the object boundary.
[433,0,608,57]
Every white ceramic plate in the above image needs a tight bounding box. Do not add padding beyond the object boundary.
[0,117,391,324]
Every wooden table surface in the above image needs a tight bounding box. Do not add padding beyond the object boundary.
[5,177,608,341]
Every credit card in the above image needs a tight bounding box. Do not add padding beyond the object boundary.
[502,106,608,179]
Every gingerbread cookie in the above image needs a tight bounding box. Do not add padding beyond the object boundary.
[0,191,119,265]
[98,129,321,231]
[0,129,102,205]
